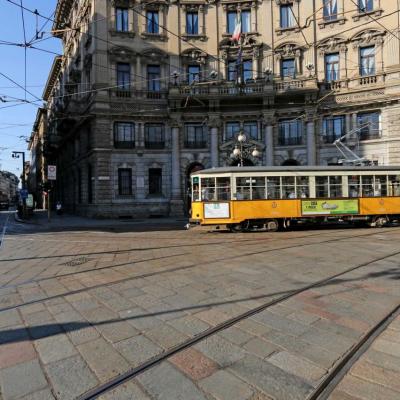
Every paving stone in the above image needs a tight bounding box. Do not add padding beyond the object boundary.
[0,359,48,400]
[194,335,245,367]
[267,351,327,385]
[115,335,163,366]
[336,375,400,400]
[248,392,274,400]
[229,354,314,400]
[19,303,46,316]
[35,334,77,364]
[167,315,210,336]
[0,325,29,345]
[236,319,272,336]
[195,309,230,326]
[19,388,56,400]
[328,390,363,400]
[350,359,400,392]
[98,380,151,400]
[144,324,189,349]
[119,308,165,332]
[45,355,98,400]
[0,310,22,329]
[199,369,254,400]
[170,348,218,380]
[365,349,400,373]
[77,337,130,380]
[311,318,361,340]
[0,340,36,369]
[243,337,280,359]
[96,320,139,343]
[372,338,400,358]
[219,326,254,346]
[138,362,209,400]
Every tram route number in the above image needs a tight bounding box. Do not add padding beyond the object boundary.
[301,199,359,216]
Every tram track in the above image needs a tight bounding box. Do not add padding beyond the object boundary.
[77,247,400,400]
[0,226,400,311]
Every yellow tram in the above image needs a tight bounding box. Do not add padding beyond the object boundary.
[189,166,400,232]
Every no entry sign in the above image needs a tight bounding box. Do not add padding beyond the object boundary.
[48,165,57,180]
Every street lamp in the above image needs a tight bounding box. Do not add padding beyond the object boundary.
[230,130,260,167]
[11,151,26,190]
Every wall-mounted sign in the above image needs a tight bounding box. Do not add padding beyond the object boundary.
[48,165,57,180]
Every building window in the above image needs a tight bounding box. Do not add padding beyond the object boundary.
[227,10,251,34]
[114,122,135,149]
[116,63,130,90]
[241,10,251,33]
[228,60,252,83]
[188,65,200,84]
[358,0,373,13]
[323,0,337,21]
[280,4,295,29]
[228,61,237,81]
[145,124,165,148]
[118,168,132,196]
[281,59,295,78]
[227,11,237,34]
[78,169,82,204]
[322,116,345,143]
[278,119,302,146]
[243,121,258,140]
[186,12,198,34]
[115,8,129,32]
[184,124,207,148]
[325,53,339,81]
[147,65,161,91]
[226,122,240,140]
[360,46,375,76]
[146,11,159,33]
[149,168,162,195]
[357,112,380,140]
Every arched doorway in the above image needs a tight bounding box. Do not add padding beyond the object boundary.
[281,159,300,166]
[230,158,254,167]
[185,163,204,214]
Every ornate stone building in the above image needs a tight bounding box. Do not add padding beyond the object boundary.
[42,0,400,217]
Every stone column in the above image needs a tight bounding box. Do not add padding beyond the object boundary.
[264,124,274,166]
[352,113,358,131]
[171,126,181,199]
[199,6,205,35]
[306,119,316,165]
[346,114,351,133]
[210,126,219,167]
[135,56,141,90]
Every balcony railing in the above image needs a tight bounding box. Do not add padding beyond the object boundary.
[114,141,135,149]
[110,88,168,100]
[274,77,318,92]
[321,134,344,144]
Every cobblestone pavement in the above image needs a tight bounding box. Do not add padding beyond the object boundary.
[0,210,399,400]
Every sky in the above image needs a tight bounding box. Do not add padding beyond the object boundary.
[0,0,61,180]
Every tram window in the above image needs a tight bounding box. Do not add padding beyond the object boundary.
[201,178,216,201]
[236,177,251,200]
[216,177,231,200]
[267,177,281,199]
[374,175,387,196]
[362,176,374,197]
[316,176,329,198]
[252,177,266,200]
[192,180,200,201]
[296,177,309,198]
[388,175,400,196]
[329,176,342,198]
[349,176,361,197]
[282,176,296,199]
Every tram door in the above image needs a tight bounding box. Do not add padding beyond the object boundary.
[185,163,204,214]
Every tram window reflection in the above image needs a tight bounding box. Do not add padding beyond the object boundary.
[349,176,361,197]
[296,177,309,198]
[388,175,400,196]
[216,177,231,200]
[362,176,374,197]
[266,177,281,199]
[282,176,296,199]
[201,178,216,201]
[374,175,386,196]
[329,176,342,198]
[316,176,329,198]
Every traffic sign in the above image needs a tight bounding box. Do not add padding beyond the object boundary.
[20,189,28,199]
[48,165,57,180]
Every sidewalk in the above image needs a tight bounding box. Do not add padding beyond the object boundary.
[14,210,189,230]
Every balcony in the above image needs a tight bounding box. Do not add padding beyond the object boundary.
[321,73,385,93]
[183,140,207,149]
[109,88,168,101]
[278,136,303,146]
[274,77,319,94]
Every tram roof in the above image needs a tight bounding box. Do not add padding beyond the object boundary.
[192,166,400,175]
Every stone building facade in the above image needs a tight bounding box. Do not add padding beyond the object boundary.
[0,171,19,203]
[42,0,400,217]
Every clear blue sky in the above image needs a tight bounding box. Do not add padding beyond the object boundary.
[0,0,61,180]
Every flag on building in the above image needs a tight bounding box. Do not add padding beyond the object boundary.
[231,14,241,42]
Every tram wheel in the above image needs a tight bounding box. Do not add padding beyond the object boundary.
[265,219,279,232]
[371,215,388,228]
[228,224,244,233]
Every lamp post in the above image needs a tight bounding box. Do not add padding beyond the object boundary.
[12,151,26,217]
[230,130,260,167]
